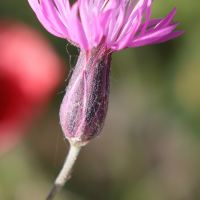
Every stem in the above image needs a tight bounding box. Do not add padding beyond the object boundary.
[46,145,81,200]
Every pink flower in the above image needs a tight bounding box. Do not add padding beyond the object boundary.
[28,0,183,51]
[28,0,183,146]
[0,20,65,155]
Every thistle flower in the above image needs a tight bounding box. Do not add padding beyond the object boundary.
[28,1,183,199]
[28,0,183,147]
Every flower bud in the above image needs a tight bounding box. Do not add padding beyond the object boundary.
[60,46,112,146]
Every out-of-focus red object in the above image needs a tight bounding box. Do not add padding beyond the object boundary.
[0,20,65,155]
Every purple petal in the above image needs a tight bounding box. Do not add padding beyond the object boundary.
[138,0,152,36]
[106,6,117,43]
[117,0,147,42]
[110,1,126,42]
[28,0,65,38]
[138,19,162,31]
[150,30,184,44]
[129,22,179,47]
[112,9,142,50]
[124,0,137,23]
[151,7,177,31]
[67,3,88,50]
[92,9,103,46]
[27,0,38,12]
[40,0,69,37]
[100,9,113,33]
[79,0,91,41]
[53,0,71,25]
[103,0,116,12]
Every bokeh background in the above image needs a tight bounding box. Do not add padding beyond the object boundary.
[0,1,200,200]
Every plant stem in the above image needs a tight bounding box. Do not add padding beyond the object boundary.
[46,145,81,200]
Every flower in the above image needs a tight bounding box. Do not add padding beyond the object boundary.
[28,0,183,146]
[0,20,65,155]
[28,0,183,51]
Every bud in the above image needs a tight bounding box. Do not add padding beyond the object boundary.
[60,46,112,146]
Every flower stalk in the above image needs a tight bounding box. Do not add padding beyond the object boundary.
[46,145,81,200]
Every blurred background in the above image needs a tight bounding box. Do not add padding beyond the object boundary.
[0,1,200,200]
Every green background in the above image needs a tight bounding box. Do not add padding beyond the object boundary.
[1,1,200,200]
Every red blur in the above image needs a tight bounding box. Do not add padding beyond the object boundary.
[0,20,66,155]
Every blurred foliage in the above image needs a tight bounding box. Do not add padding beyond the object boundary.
[1,0,200,200]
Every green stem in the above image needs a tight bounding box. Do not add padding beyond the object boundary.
[46,145,81,200]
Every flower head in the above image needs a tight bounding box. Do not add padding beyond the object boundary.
[28,0,183,146]
[28,0,184,51]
